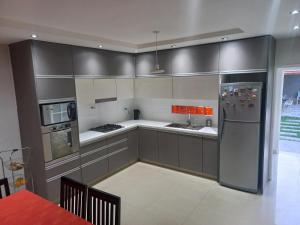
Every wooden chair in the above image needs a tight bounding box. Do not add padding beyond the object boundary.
[87,187,121,225]
[0,178,10,199]
[60,176,87,219]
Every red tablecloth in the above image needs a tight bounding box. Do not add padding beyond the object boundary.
[0,190,92,225]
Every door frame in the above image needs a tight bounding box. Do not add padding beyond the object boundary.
[268,66,300,182]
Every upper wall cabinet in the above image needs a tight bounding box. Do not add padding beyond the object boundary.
[72,47,134,77]
[219,36,270,73]
[134,77,173,99]
[135,49,173,76]
[173,75,219,100]
[172,43,219,74]
[31,41,73,76]
[116,79,134,99]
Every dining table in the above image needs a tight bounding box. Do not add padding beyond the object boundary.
[0,190,92,225]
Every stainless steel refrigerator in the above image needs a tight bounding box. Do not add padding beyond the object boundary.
[219,82,263,193]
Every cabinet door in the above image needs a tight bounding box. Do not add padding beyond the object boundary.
[219,36,269,72]
[157,131,179,167]
[32,41,73,76]
[116,78,134,99]
[36,78,76,100]
[135,49,173,76]
[94,79,117,101]
[46,167,81,202]
[179,135,203,173]
[173,76,219,100]
[203,138,218,178]
[107,133,129,173]
[134,77,173,99]
[81,158,109,185]
[127,129,139,163]
[72,46,109,76]
[75,79,94,105]
[106,51,135,76]
[172,43,219,74]
[139,129,158,162]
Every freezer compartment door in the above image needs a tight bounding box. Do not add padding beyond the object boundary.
[220,83,262,122]
[219,121,260,192]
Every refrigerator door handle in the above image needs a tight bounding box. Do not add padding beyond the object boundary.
[220,107,226,140]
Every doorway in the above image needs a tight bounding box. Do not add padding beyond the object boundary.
[279,71,300,154]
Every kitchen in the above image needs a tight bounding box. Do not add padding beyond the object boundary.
[0,1,300,225]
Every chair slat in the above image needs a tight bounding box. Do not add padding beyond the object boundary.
[0,178,10,199]
[60,177,87,219]
[87,187,121,225]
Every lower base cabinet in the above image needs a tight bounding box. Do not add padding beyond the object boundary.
[203,138,218,178]
[179,135,203,173]
[127,130,139,163]
[158,131,179,167]
[81,158,108,184]
[46,168,81,202]
[139,129,158,162]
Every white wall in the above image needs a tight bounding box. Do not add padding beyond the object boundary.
[77,99,134,132]
[134,98,218,127]
[0,45,21,151]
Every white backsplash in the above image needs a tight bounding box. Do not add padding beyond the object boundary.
[78,98,219,132]
[77,99,134,132]
[134,98,219,127]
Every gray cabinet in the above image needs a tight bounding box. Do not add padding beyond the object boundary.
[157,131,179,167]
[203,138,218,178]
[80,139,109,184]
[72,46,134,76]
[127,129,139,163]
[172,43,219,74]
[107,133,129,173]
[46,167,81,202]
[35,78,76,100]
[178,135,203,173]
[139,129,158,162]
[219,36,269,72]
[135,49,173,76]
[32,41,73,76]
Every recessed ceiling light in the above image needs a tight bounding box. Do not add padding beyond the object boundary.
[290,10,299,15]
[294,25,299,30]
[98,44,103,48]
[31,34,37,38]
[170,44,176,48]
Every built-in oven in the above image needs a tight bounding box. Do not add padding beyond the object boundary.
[42,121,79,163]
[40,101,77,126]
[40,101,79,163]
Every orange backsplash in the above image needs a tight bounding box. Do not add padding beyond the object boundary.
[172,105,213,116]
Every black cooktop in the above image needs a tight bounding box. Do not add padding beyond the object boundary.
[91,124,123,133]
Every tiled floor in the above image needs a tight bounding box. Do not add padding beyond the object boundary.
[94,152,300,225]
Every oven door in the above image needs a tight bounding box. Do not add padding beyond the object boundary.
[40,101,77,126]
[43,126,79,162]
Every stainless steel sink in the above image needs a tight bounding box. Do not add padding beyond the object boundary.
[165,123,204,130]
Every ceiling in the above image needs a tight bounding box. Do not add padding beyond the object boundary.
[0,0,299,52]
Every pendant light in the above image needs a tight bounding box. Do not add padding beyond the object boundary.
[151,30,165,74]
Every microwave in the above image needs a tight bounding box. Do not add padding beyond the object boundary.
[40,101,77,126]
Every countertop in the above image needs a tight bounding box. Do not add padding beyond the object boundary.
[80,120,218,146]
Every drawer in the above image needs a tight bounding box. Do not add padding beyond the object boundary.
[80,139,107,154]
[80,144,109,164]
[81,157,108,184]
[106,133,128,154]
[45,154,81,179]
[46,167,81,202]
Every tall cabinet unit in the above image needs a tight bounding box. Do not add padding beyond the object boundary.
[10,40,80,202]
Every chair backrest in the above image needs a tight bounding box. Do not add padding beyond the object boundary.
[87,187,121,225]
[60,176,87,219]
[0,178,10,199]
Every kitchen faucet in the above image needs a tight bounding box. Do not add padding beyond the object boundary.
[186,113,192,126]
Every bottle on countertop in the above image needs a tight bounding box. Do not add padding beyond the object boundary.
[205,118,212,127]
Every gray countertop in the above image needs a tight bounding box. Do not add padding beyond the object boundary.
[79,120,218,146]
